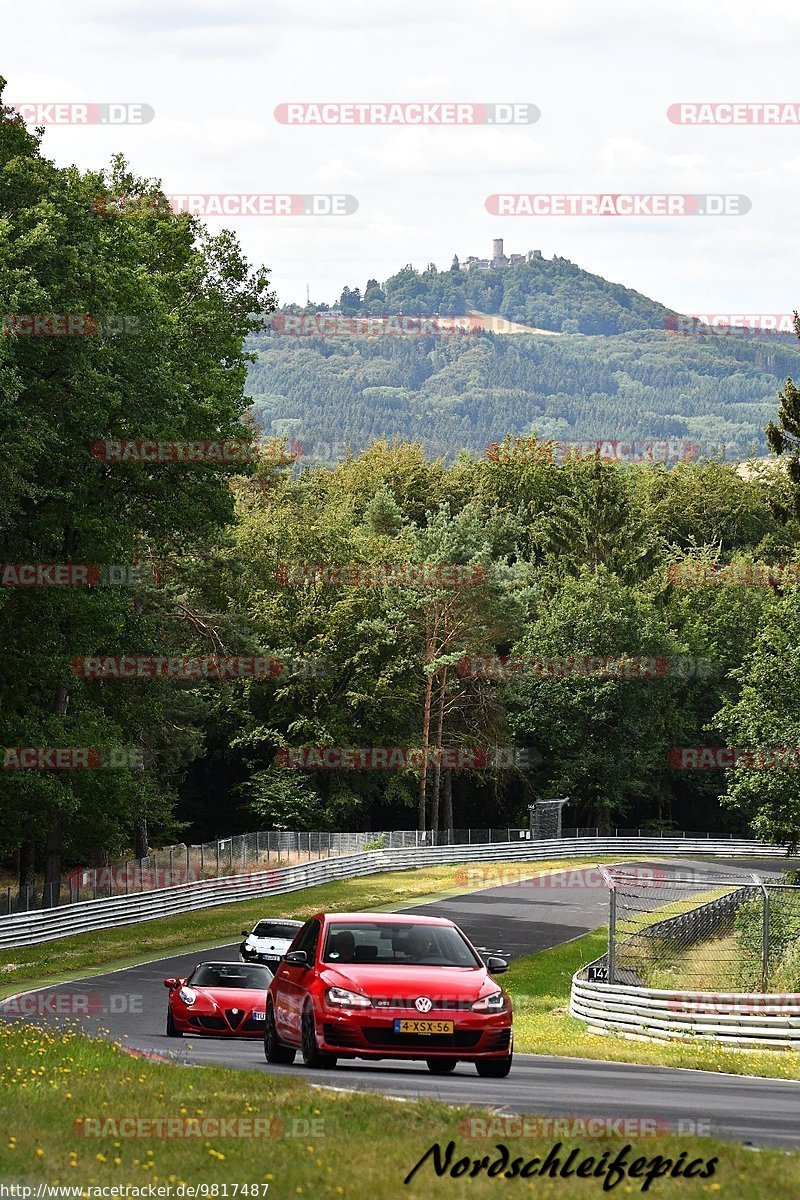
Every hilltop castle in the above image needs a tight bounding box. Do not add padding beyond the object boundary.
[453,239,544,273]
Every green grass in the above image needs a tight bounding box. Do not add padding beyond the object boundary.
[506,932,800,1079]
[615,887,744,989]
[1,1021,799,1198]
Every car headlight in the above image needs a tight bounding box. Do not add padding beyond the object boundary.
[325,986,372,1009]
[472,989,506,1012]
[178,987,197,1005]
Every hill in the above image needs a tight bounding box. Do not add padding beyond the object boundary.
[280,249,677,336]
[246,252,800,464]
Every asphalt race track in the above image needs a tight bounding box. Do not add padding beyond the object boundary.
[3,856,800,1149]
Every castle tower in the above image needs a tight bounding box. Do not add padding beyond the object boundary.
[451,254,460,271]
[492,238,504,260]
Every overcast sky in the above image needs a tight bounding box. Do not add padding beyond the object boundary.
[3,0,800,314]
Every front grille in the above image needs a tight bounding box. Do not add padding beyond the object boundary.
[225,1009,245,1030]
[373,998,475,1011]
[192,1016,226,1031]
[363,1027,481,1049]
[323,1023,361,1047]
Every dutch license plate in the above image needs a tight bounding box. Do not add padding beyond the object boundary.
[393,1019,454,1035]
[253,1011,266,1021]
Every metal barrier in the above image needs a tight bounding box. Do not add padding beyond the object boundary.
[570,974,800,1049]
[0,835,788,950]
[15,825,756,913]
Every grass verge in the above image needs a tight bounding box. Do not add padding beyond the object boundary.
[507,932,800,1079]
[1,1021,798,1198]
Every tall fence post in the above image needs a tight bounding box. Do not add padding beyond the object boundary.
[216,840,221,877]
[753,874,770,992]
[753,878,767,988]
[599,866,617,984]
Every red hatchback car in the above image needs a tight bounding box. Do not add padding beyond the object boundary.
[264,912,513,1076]
[164,961,273,1037]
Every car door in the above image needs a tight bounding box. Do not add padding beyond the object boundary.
[273,918,320,1043]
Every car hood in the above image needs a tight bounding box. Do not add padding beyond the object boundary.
[246,938,291,952]
[189,987,268,1007]
[320,963,497,1002]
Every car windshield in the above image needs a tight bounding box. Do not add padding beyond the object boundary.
[251,922,301,940]
[190,964,272,989]
[322,922,481,967]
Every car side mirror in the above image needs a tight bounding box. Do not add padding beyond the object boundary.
[163,978,178,988]
[285,949,309,968]
[486,956,508,974]
[241,930,251,937]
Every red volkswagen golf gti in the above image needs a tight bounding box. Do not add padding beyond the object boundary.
[264,912,513,1076]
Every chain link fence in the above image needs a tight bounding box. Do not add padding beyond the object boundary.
[603,867,800,992]
[1,825,752,914]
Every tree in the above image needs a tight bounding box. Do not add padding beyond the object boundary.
[766,320,800,520]
[0,79,274,898]
[713,591,800,845]
[508,571,680,830]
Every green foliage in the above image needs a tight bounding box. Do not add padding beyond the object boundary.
[248,325,796,463]
[713,592,800,844]
[0,78,273,876]
[4,83,800,860]
[734,893,800,990]
[327,254,675,334]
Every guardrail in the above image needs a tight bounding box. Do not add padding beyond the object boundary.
[17,825,754,913]
[570,974,800,1049]
[0,835,790,950]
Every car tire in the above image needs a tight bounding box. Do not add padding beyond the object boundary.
[264,1003,296,1065]
[166,1008,183,1038]
[426,1058,457,1074]
[475,1054,513,1078]
[301,1003,338,1069]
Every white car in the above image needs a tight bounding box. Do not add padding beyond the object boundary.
[239,918,303,967]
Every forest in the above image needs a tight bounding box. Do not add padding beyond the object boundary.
[251,254,799,463]
[4,76,800,906]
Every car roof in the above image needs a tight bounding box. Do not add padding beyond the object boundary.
[317,912,455,927]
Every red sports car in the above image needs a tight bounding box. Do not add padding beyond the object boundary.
[163,961,273,1037]
[264,912,513,1076]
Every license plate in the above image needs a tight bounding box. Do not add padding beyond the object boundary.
[393,1019,454,1035]
[253,1011,266,1021]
